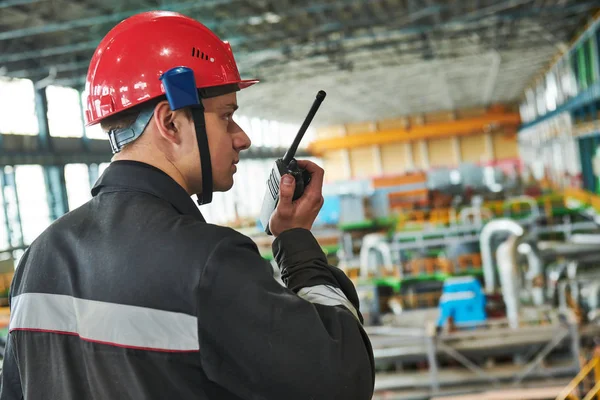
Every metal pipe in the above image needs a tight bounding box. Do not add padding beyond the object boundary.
[0,0,44,8]
[0,40,99,64]
[496,235,521,329]
[517,242,544,306]
[557,280,569,310]
[425,334,440,394]
[2,1,580,67]
[359,233,394,278]
[480,218,524,293]
[570,233,600,244]
[8,61,89,79]
[0,0,233,41]
[0,0,415,42]
[537,241,600,258]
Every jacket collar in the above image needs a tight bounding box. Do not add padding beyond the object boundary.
[91,160,205,222]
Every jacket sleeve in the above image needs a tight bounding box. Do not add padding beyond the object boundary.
[0,249,25,400]
[0,333,23,400]
[196,228,375,400]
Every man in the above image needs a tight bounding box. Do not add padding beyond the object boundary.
[1,10,375,400]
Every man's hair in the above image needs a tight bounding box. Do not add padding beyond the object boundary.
[99,96,191,134]
[100,101,150,133]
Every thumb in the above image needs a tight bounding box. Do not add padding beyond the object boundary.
[278,174,295,206]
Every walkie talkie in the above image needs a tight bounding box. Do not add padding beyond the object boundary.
[259,90,327,235]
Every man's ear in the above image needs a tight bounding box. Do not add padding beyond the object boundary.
[153,100,181,145]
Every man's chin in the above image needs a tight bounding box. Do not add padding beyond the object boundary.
[212,178,234,193]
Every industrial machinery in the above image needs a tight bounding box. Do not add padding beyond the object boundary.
[343,180,600,398]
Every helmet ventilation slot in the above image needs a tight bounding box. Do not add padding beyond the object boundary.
[191,47,210,61]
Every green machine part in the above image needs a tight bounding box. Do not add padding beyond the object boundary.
[593,144,600,195]
[596,29,600,82]
[577,43,588,90]
[588,38,597,85]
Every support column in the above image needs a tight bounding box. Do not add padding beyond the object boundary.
[406,143,415,170]
[36,88,69,218]
[1,167,24,247]
[0,170,12,247]
[373,146,383,176]
[485,132,494,162]
[453,137,462,166]
[88,164,99,189]
[44,166,69,220]
[342,150,352,179]
[420,140,430,169]
[426,322,440,395]
[35,87,52,151]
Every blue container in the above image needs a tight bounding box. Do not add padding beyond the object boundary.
[437,276,487,328]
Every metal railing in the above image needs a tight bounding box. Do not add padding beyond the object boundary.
[556,351,600,400]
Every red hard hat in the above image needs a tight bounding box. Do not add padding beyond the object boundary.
[84,11,258,126]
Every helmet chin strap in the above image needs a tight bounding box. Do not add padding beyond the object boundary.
[190,105,213,205]
[159,66,216,206]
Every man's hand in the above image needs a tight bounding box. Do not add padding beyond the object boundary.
[269,160,325,237]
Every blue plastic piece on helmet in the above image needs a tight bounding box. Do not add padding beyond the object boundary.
[160,67,200,110]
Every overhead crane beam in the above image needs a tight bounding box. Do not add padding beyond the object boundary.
[308,109,521,154]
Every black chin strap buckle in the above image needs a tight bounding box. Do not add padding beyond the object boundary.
[107,107,154,154]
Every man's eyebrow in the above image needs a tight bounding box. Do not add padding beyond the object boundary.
[221,103,239,111]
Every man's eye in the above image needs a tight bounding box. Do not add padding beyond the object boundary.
[223,113,233,121]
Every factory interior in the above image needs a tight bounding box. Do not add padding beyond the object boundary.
[2,1,600,399]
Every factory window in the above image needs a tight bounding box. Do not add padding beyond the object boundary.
[522,89,537,122]
[545,72,558,112]
[64,164,92,211]
[278,120,315,149]
[84,121,106,140]
[200,189,237,225]
[230,159,271,219]
[236,114,315,150]
[248,116,265,147]
[535,83,546,117]
[1,167,22,248]
[559,61,578,100]
[14,165,50,245]
[99,163,110,176]
[0,78,39,135]
[200,159,272,225]
[200,157,322,227]
[47,85,84,138]
[262,120,280,148]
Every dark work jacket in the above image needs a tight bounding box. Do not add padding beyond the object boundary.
[0,161,374,400]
